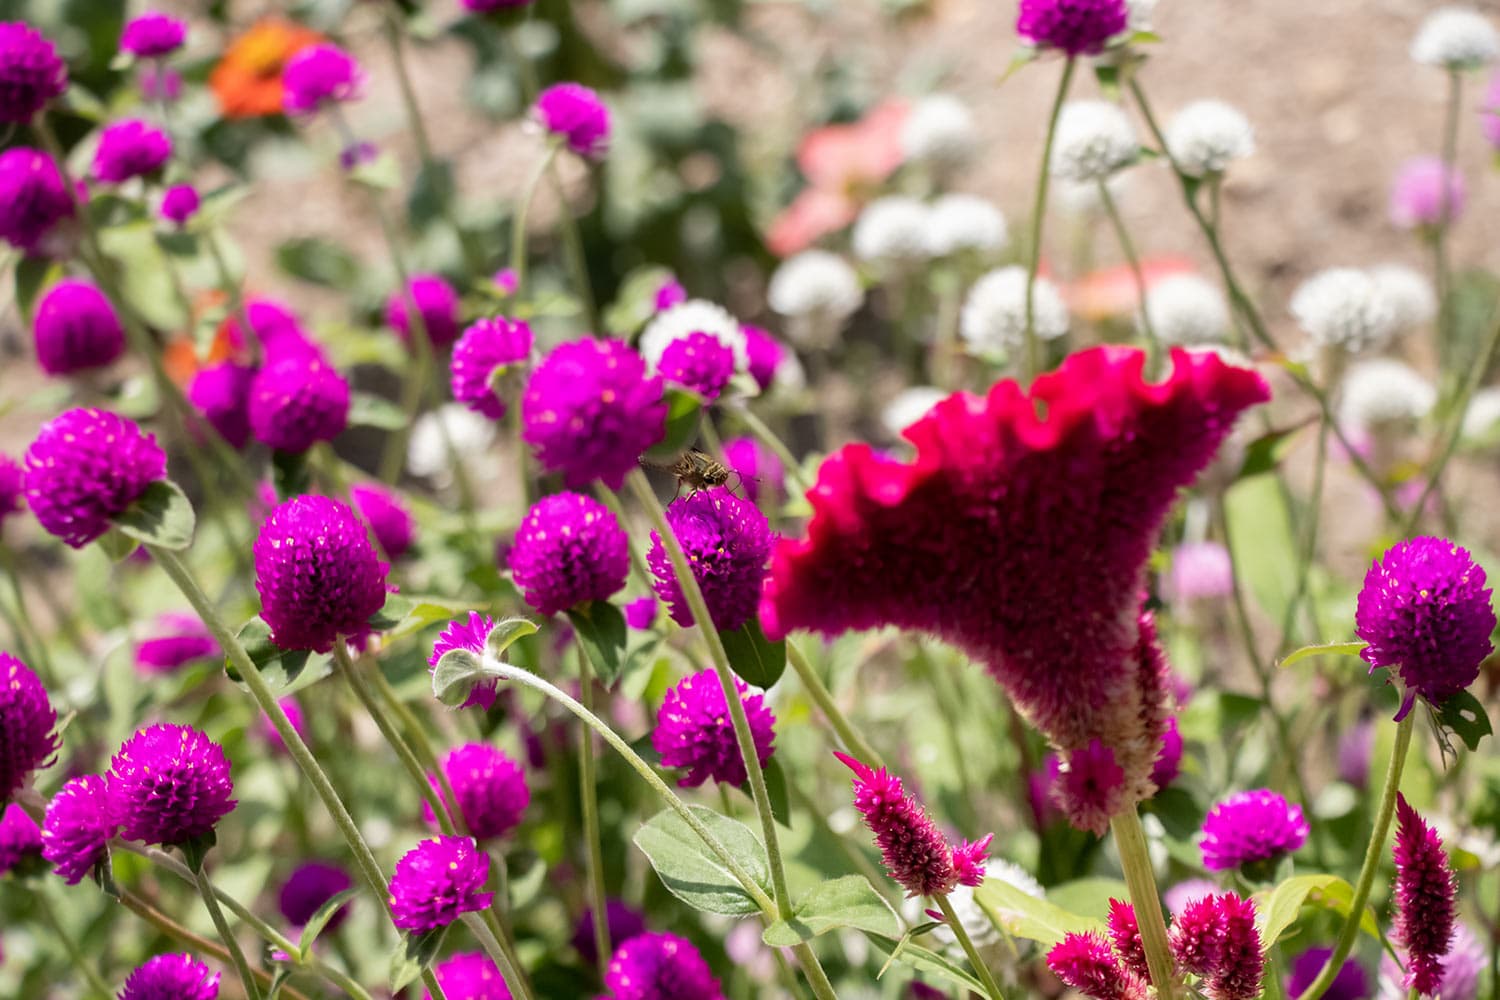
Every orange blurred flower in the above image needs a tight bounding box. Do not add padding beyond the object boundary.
[1066,255,1197,323]
[163,290,247,386]
[210,18,324,119]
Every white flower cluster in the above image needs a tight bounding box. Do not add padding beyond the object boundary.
[852,196,932,263]
[1290,265,1436,352]
[638,298,748,370]
[1411,7,1499,69]
[926,194,1008,257]
[1144,274,1231,346]
[768,250,863,322]
[1165,100,1255,177]
[901,95,979,169]
[1337,359,1435,431]
[408,403,497,481]
[1368,264,1436,332]
[1050,101,1139,183]
[960,266,1070,355]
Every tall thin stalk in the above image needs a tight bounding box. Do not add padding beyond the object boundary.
[1023,57,1077,381]
[188,851,263,1000]
[934,893,1007,1000]
[1097,178,1160,366]
[575,646,614,981]
[1110,809,1177,1000]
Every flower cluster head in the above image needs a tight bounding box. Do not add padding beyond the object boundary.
[509,491,630,615]
[761,347,1268,832]
[654,275,687,313]
[1200,789,1308,873]
[108,723,236,847]
[32,278,126,376]
[1165,541,1234,603]
[1355,536,1495,719]
[1047,931,1148,1000]
[1411,7,1499,70]
[521,337,667,490]
[429,952,512,1000]
[42,775,113,884]
[836,752,992,897]
[136,612,218,674]
[1337,359,1435,435]
[1290,268,1400,353]
[120,12,187,59]
[960,266,1070,355]
[1142,275,1230,348]
[901,94,978,169]
[120,954,220,1000]
[188,362,256,449]
[253,495,390,653]
[926,194,1008,257]
[653,669,776,787]
[387,274,462,349]
[640,299,746,371]
[0,803,41,875]
[1287,947,1369,1000]
[92,119,172,183]
[1050,101,1139,183]
[1378,921,1485,1000]
[534,82,610,158]
[249,353,351,453]
[743,325,793,392]
[0,22,67,123]
[423,743,529,841]
[852,196,932,264]
[657,331,736,402]
[1169,892,1264,999]
[159,183,200,226]
[350,482,416,561]
[574,900,648,967]
[1392,794,1457,995]
[1389,157,1466,230]
[278,861,354,930]
[451,317,533,420]
[389,835,494,932]
[1165,101,1255,177]
[648,487,773,632]
[23,408,165,548]
[0,453,23,529]
[0,148,74,254]
[722,437,783,506]
[430,612,501,711]
[605,932,725,1000]
[282,43,363,115]
[1017,0,1129,56]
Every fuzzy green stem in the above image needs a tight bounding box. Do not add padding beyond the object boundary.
[367,661,467,832]
[787,642,884,768]
[934,893,1006,1000]
[510,142,561,299]
[461,913,537,1000]
[576,646,614,981]
[1110,809,1178,1000]
[1434,70,1462,379]
[36,889,112,998]
[1097,178,1160,368]
[1023,57,1077,381]
[189,852,263,1000]
[546,161,599,331]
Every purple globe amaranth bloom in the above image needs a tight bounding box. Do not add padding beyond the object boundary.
[521,337,667,490]
[655,277,688,313]
[188,362,256,449]
[224,297,311,358]
[0,23,67,123]
[249,353,350,453]
[0,148,75,254]
[1169,892,1264,1000]
[836,752,993,898]
[119,953,220,1000]
[0,803,42,875]
[451,316,533,420]
[0,654,56,805]
[387,274,461,349]
[108,723,236,847]
[1017,0,1129,56]
[1200,788,1308,873]
[1337,717,1375,789]
[648,488,773,632]
[32,278,125,376]
[624,596,658,630]
[388,835,494,932]
[160,184,199,226]
[23,407,165,549]
[254,495,389,653]
[1150,716,1183,790]
[423,743,529,841]
[653,669,776,788]
[430,612,501,711]
[1047,931,1148,1000]
[429,952,512,1000]
[509,491,630,615]
[1287,947,1369,1000]
[278,861,354,930]
[42,774,115,884]
[761,347,1269,834]
[91,119,172,184]
[574,900,648,968]
[1392,794,1456,995]
[1107,899,1149,982]
[282,43,364,116]
[605,932,725,1000]
[1355,536,1495,721]
[657,331,735,402]
[350,483,416,561]
[136,612,217,674]
[1165,541,1233,603]
[1389,157,1466,230]
[741,325,785,393]
[120,12,187,59]
[534,83,610,159]
[722,437,783,506]
[0,453,23,529]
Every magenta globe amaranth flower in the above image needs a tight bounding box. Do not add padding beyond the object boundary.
[741,325,786,393]
[32,278,126,376]
[120,12,187,58]
[254,495,389,653]
[108,723,236,848]
[1017,0,1129,56]
[509,492,630,615]
[0,654,56,805]
[722,437,783,506]
[1287,947,1369,1000]
[574,900,648,967]
[188,361,256,449]
[430,612,501,711]
[1392,794,1456,995]
[534,83,610,158]
[657,331,736,402]
[0,453,24,530]
[653,669,776,788]
[42,774,116,884]
[1356,536,1495,720]
[387,274,461,349]
[1151,716,1183,790]
[429,952,512,1000]
[0,148,74,254]
[389,835,494,932]
[91,119,172,183]
[423,743,529,840]
[1200,788,1308,873]
[521,337,667,490]
[605,933,725,1000]
[23,407,166,549]
[160,184,199,227]
[0,22,67,123]
[249,354,350,453]
[136,612,217,674]
[648,488,773,631]
[119,953,220,1000]
[350,482,416,561]
[282,44,364,115]
[1047,931,1147,1000]
[624,596,657,630]
[279,861,354,930]
[451,317,533,419]
[1389,157,1466,230]
[0,803,42,875]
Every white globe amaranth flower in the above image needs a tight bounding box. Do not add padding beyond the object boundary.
[768,250,864,322]
[1461,387,1500,442]
[925,194,1008,257]
[1125,0,1159,31]
[1144,274,1231,346]
[1336,358,1436,431]
[1369,264,1437,332]
[1054,173,1130,216]
[960,266,1070,355]
[638,298,748,370]
[1049,100,1139,183]
[1289,268,1400,353]
[1164,100,1255,177]
[930,859,1045,950]
[1411,7,1499,69]
[852,196,932,263]
[900,94,978,168]
[882,386,948,437]
[408,403,498,480]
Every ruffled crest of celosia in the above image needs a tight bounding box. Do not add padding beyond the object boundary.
[387,274,461,348]
[120,13,187,58]
[350,482,416,561]
[92,119,172,183]
[605,932,725,1000]
[1046,931,1149,1000]
[278,861,353,930]
[653,668,776,788]
[1017,0,1130,56]
[451,316,533,420]
[534,82,610,158]
[0,148,74,253]
[107,723,236,847]
[429,612,501,711]
[188,361,255,449]
[136,612,217,674]
[835,752,992,898]
[33,278,125,376]
[763,347,1268,833]
[1,654,57,804]
[119,953,220,1000]
[1200,788,1308,873]
[0,22,68,123]
[1392,794,1456,995]
[1107,899,1149,982]
[657,330,736,402]
[508,491,630,615]
[42,774,115,883]
[249,353,351,453]
[648,487,774,632]
[422,743,529,841]
[1169,892,1265,999]
[282,43,363,115]
[428,952,512,1000]
[0,802,41,875]
[388,835,495,932]
[23,407,166,548]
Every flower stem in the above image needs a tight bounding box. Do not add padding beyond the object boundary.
[576,645,614,981]
[1293,711,1414,1000]
[36,888,112,998]
[1096,178,1160,369]
[787,641,884,768]
[510,143,561,300]
[188,850,264,999]
[731,404,811,495]
[1109,808,1178,1000]
[1433,69,1462,379]
[461,912,536,1000]
[369,185,437,487]
[365,660,467,831]
[546,160,599,331]
[1023,56,1077,382]
[934,893,1006,1000]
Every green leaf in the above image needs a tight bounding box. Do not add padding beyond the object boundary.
[484,617,539,661]
[762,875,901,946]
[155,231,200,259]
[973,876,1103,946]
[1438,690,1492,751]
[226,618,324,692]
[1254,874,1379,946]
[14,256,59,322]
[568,601,629,687]
[352,151,403,192]
[1093,62,1121,100]
[276,236,359,290]
[390,927,446,992]
[96,528,139,562]
[298,888,358,961]
[111,480,196,550]
[633,806,771,915]
[96,222,186,332]
[432,648,486,707]
[272,449,311,500]
[718,619,786,688]
[761,756,792,828]
[869,934,986,994]
[1278,640,1367,671]
[382,598,480,643]
[1045,879,1131,923]
[368,593,415,631]
[643,388,702,461]
[1225,473,1298,625]
[1236,420,1312,480]
[347,392,408,431]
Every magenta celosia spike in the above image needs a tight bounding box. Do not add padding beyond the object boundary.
[1392,794,1456,995]
[951,834,994,888]
[1168,891,1265,999]
[1107,898,1149,982]
[1046,931,1150,1000]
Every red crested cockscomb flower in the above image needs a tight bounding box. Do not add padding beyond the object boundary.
[835,752,993,898]
[1392,794,1456,995]
[1169,892,1264,999]
[763,347,1268,833]
[1107,899,1149,982]
[1046,931,1149,1000]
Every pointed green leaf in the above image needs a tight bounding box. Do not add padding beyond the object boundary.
[568,600,629,687]
[633,806,770,916]
[869,934,986,994]
[1236,420,1313,480]
[762,875,901,947]
[347,392,409,431]
[761,756,792,828]
[382,599,481,643]
[1438,690,1491,751]
[1254,874,1379,947]
[298,889,358,961]
[432,648,486,708]
[390,927,446,992]
[97,528,139,562]
[1278,641,1367,671]
[718,618,786,688]
[352,151,402,192]
[368,594,415,631]
[973,876,1102,946]
[112,480,196,550]
[226,617,326,693]
[484,617,539,660]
